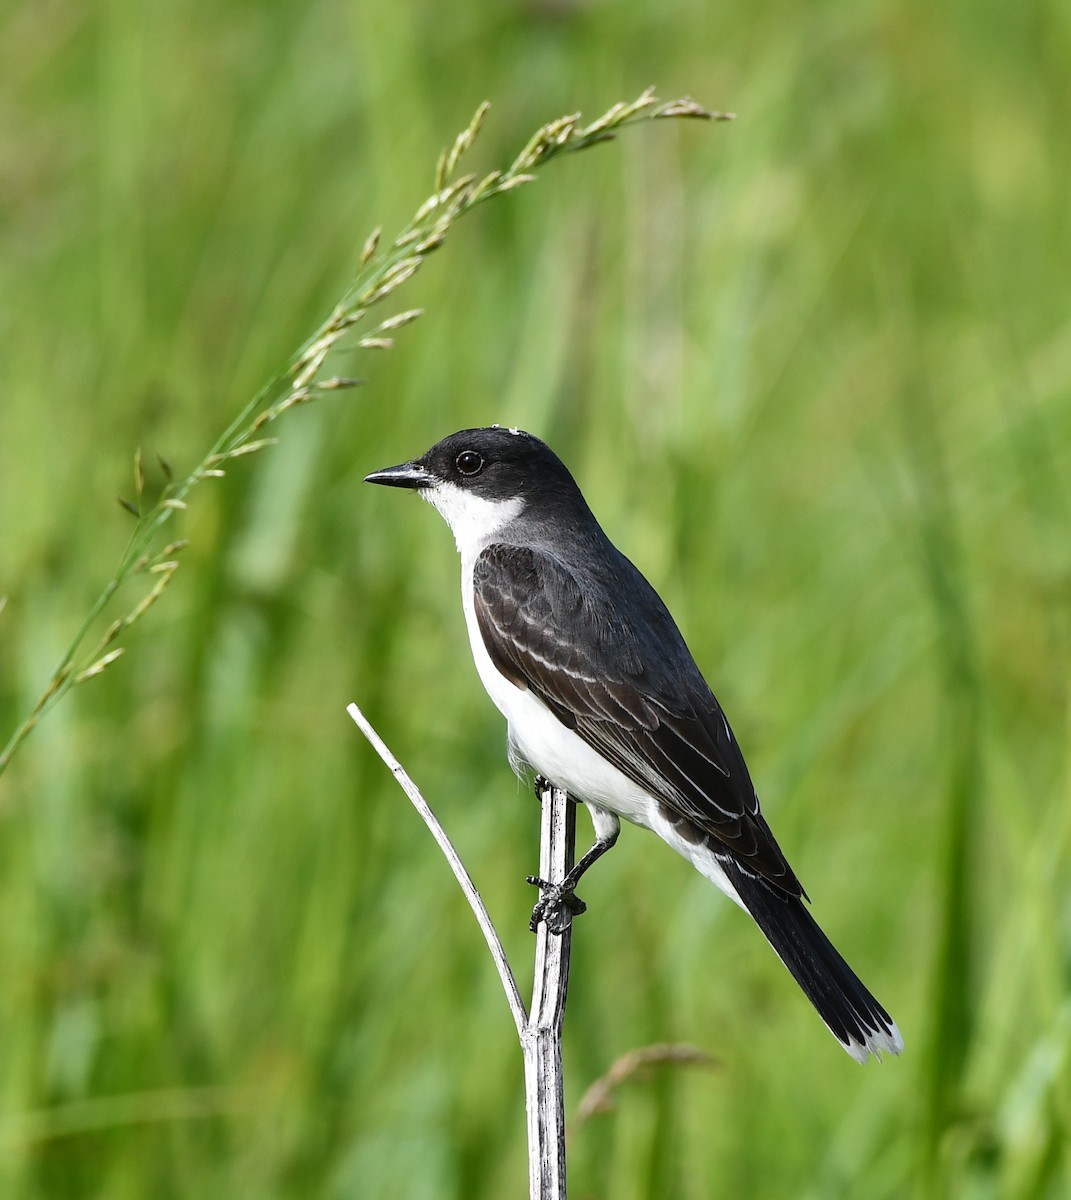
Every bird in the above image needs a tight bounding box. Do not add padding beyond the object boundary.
[365,425,902,1062]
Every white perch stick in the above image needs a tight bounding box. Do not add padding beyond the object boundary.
[346,701,527,1035]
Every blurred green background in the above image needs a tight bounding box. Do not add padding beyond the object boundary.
[1,0,1069,1196]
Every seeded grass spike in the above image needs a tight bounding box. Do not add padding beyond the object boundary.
[0,90,726,777]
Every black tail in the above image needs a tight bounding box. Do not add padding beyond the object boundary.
[724,860,903,1062]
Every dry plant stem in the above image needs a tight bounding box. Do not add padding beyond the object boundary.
[345,702,526,1034]
[347,702,579,1199]
[524,783,577,1200]
[575,1043,717,1125]
[0,89,724,778]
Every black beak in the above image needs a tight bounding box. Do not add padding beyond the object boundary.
[364,460,432,489]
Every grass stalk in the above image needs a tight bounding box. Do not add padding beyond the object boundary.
[0,89,725,778]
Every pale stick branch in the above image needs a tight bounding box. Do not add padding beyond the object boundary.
[347,704,578,1198]
[524,783,576,1200]
[345,701,527,1036]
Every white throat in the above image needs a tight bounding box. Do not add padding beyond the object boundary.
[422,481,524,556]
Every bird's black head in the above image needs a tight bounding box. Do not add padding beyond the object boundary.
[365,426,570,498]
[365,426,591,547]
[365,420,585,518]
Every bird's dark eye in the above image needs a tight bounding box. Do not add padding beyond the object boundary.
[456,450,484,476]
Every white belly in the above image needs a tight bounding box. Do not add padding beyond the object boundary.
[459,561,744,909]
[460,564,655,826]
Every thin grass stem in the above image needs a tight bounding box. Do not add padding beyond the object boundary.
[0,91,724,777]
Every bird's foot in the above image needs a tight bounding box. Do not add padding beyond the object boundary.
[527,875,586,934]
[531,775,581,804]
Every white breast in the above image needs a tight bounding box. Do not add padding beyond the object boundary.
[459,555,656,828]
[458,552,746,910]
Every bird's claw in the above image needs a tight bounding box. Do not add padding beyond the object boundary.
[527,874,586,934]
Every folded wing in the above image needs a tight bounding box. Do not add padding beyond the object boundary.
[473,542,802,897]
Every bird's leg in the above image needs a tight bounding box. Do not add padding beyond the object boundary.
[528,806,620,934]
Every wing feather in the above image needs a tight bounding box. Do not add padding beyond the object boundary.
[473,543,801,895]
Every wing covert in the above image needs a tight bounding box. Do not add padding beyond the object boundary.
[472,542,801,895]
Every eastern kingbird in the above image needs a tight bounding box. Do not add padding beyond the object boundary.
[366,426,902,1062]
